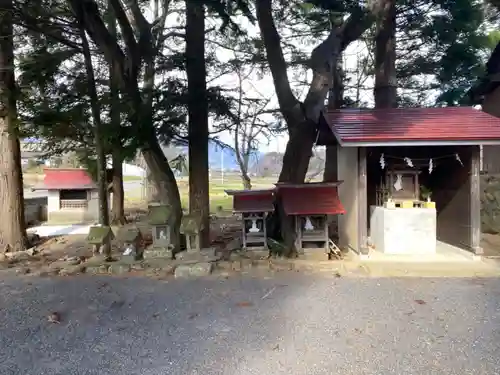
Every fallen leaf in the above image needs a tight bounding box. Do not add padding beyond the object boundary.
[235,301,253,307]
[414,299,426,305]
[47,312,61,324]
[188,313,199,320]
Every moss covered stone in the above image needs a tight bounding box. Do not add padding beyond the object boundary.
[86,226,114,245]
[148,205,172,225]
[180,214,203,235]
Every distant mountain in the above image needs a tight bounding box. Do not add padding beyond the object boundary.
[173,142,263,171]
[208,143,262,170]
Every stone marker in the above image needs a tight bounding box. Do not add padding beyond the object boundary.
[180,214,203,252]
[116,226,143,260]
[86,226,114,255]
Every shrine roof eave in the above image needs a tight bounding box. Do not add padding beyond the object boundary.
[31,183,97,190]
[275,181,343,189]
[225,188,275,196]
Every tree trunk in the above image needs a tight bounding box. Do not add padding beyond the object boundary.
[142,140,182,250]
[186,0,209,248]
[242,174,252,190]
[374,0,397,108]
[324,51,343,183]
[0,0,27,252]
[79,22,109,228]
[277,121,317,256]
[108,0,125,225]
[111,151,125,224]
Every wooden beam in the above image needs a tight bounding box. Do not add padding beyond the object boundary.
[470,145,483,254]
[358,147,368,254]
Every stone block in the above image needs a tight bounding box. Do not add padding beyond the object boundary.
[370,206,436,254]
[231,260,242,272]
[108,263,131,275]
[143,248,173,259]
[269,259,295,271]
[240,258,254,270]
[59,264,85,276]
[174,262,213,278]
[175,248,219,263]
[87,264,110,274]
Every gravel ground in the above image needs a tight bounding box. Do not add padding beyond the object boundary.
[0,273,499,375]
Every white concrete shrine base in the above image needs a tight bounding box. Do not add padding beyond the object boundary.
[357,241,481,263]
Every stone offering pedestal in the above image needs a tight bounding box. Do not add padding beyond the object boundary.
[370,206,437,255]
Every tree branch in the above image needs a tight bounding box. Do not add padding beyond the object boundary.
[255,0,300,121]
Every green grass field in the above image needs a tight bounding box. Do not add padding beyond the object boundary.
[125,175,277,213]
[179,176,276,212]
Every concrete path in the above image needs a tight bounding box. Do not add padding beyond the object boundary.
[27,224,91,237]
[0,273,499,375]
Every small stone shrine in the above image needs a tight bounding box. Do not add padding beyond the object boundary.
[148,205,172,246]
[116,227,143,260]
[180,214,203,252]
[276,182,345,257]
[225,189,275,250]
[86,225,114,255]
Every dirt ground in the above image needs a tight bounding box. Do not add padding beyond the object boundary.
[0,206,243,276]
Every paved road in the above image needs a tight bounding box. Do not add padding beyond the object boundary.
[0,273,499,375]
[23,180,143,199]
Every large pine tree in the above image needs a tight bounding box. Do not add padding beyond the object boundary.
[0,0,27,252]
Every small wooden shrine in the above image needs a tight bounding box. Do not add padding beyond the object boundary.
[275,182,345,254]
[32,168,110,224]
[318,106,500,256]
[225,189,275,250]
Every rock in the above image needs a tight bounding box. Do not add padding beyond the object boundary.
[26,247,38,256]
[0,254,6,262]
[174,262,213,278]
[5,251,31,262]
[226,238,241,252]
[59,264,85,276]
[16,267,30,275]
[66,256,82,266]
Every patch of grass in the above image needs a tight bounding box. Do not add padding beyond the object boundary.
[122,175,143,182]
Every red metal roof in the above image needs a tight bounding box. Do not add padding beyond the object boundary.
[36,168,96,190]
[278,185,345,216]
[229,190,275,213]
[325,107,500,145]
